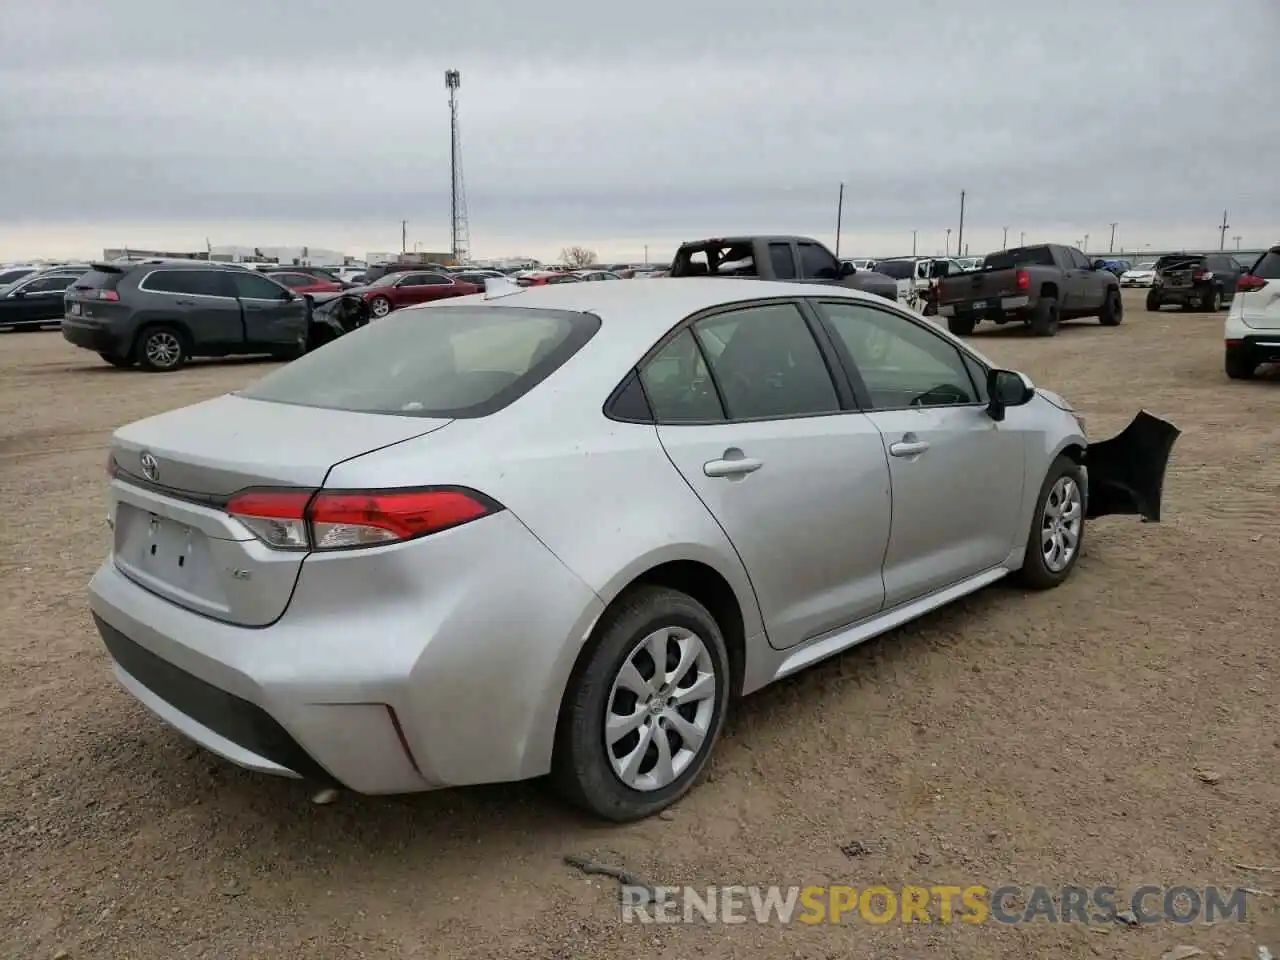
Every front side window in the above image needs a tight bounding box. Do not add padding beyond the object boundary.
[230,271,291,300]
[238,305,599,418]
[693,302,840,420]
[797,242,839,280]
[817,300,978,410]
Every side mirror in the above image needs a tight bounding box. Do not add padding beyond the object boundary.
[839,261,857,278]
[986,368,1035,421]
[10,289,25,298]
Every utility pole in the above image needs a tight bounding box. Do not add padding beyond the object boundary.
[1002,226,1009,249]
[1233,235,1241,251]
[912,230,918,256]
[835,183,845,259]
[945,228,952,256]
[445,69,470,263]
[644,244,649,264]
[1108,222,1118,253]
[956,190,966,262]
[401,220,407,255]
[1218,210,1230,251]
[1083,233,1090,254]
[1019,231,1025,246]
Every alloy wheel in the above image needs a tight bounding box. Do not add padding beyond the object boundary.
[145,331,181,368]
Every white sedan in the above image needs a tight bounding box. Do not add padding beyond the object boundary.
[1120,261,1157,287]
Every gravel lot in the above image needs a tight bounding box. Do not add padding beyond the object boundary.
[2,290,1277,960]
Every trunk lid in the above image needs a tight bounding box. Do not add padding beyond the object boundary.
[109,394,450,626]
[938,269,1019,303]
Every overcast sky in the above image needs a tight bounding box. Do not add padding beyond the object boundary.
[2,0,1276,264]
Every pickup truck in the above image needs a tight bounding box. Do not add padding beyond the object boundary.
[935,243,1122,337]
[668,235,898,302]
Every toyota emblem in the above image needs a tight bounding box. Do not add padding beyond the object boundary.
[140,451,159,482]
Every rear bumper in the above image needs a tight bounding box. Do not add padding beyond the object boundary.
[62,317,127,353]
[1147,286,1204,305]
[88,510,606,794]
[1226,335,1280,365]
[937,295,1029,319]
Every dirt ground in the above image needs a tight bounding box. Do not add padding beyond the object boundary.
[1,290,1277,960]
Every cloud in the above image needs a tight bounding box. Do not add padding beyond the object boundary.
[1,0,1276,261]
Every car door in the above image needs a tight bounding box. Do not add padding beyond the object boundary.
[226,270,306,347]
[795,240,842,282]
[813,297,1027,607]
[647,300,892,651]
[397,272,456,305]
[1067,247,1104,311]
[3,272,80,325]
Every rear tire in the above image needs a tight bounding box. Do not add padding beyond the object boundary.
[369,296,392,319]
[98,351,135,369]
[946,314,976,336]
[552,586,731,822]
[1225,348,1257,380]
[1029,297,1059,336]
[134,325,188,372]
[1098,289,1123,326]
[1205,287,1222,312]
[1145,291,1161,311]
[1014,454,1086,590]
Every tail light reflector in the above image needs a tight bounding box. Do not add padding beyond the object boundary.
[1015,269,1030,292]
[1237,274,1266,293]
[226,487,501,551]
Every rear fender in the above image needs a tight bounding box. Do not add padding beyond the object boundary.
[1085,411,1181,522]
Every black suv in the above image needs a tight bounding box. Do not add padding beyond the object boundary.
[62,262,310,371]
[0,265,92,329]
[1146,252,1246,312]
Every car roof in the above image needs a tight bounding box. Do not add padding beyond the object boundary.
[426,277,886,336]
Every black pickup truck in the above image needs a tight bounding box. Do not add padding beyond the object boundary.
[668,235,898,302]
[935,243,1122,337]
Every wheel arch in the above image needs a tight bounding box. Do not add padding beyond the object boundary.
[1039,281,1059,301]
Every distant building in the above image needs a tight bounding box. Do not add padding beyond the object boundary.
[103,247,208,261]
[366,251,456,266]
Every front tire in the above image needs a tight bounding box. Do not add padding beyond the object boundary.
[1146,290,1161,311]
[134,325,188,372]
[1014,455,1085,590]
[552,586,731,822]
[1098,289,1123,326]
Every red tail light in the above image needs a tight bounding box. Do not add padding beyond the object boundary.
[1237,274,1266,293]
[226,487,501,551]
[1192,269,1208,281]
[96,289,120,301]
[1015,270,1030,292]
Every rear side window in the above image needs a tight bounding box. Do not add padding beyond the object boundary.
[238,305,601,418]
[143,270,230,296]
[768,243,796,279]
[1250,250,1280,278]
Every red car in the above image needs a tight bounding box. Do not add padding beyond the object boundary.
[264,270,346,294]
[360,270,480,317]
[516,272,583,287]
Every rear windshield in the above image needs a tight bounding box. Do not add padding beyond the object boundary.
[873,260,915,279]
[238,305,601,418]
[1251,250,1280,278]
[72,267,124,290]
[983,247,1054,270]
[1155,255,1204,270]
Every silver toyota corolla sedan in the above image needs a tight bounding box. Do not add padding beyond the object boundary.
[88,279,1179,820]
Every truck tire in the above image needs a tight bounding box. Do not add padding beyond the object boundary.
[1029,297,1059,337]
[947,314,976,336]
[1145,290,1161,311]
[1098,289,1123,326]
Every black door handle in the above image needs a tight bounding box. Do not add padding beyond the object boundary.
[175,299,196,306]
